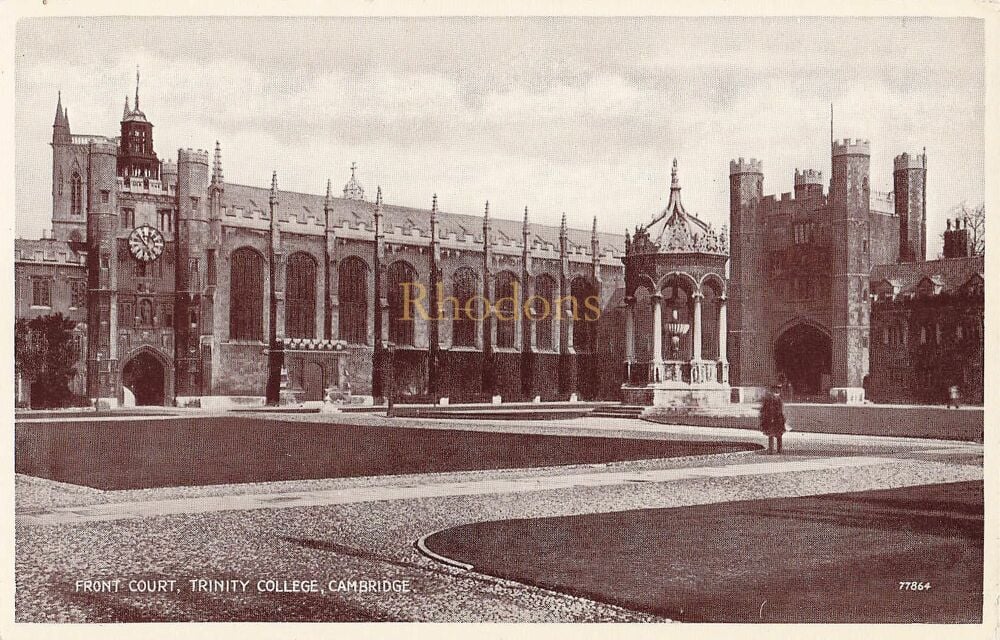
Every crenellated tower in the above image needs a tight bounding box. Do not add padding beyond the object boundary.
[793,168,824,200]
[173,147,210,399]
[829,138,871,399]
[894,151,927,263]
[85,140,120,406]
[727,156,765,387]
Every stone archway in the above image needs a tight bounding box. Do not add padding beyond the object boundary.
[121,349,169,406]
[774,323,831,398]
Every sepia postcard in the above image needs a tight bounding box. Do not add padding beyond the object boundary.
[1,2,997,639]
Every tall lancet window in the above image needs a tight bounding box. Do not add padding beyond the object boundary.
[286,252,317,339]
[387,260,417,346]
[534,274,557,351]
[338,257,368,345]
[229,247,264,341]
[70,172,82,216]
[495,271,520,348]
[451,267,479,348]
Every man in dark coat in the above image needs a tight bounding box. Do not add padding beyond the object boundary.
[760,386,787,454]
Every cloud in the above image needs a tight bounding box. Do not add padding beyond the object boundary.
[15,16,984,255]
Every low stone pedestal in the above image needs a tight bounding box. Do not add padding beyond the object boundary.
[829,387,865,404]
[622,383,731,407]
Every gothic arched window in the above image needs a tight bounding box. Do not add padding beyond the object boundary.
[534,274,557,351]
[70,172,82,216]
[338,257,368,344]
[451,267,479,348]
[495,271,519,349]
[387,260,417,346]
[229,247,264,341]
[571,276,598,353]
[285,252,317,339]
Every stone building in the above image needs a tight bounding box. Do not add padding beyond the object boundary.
[20,86,626,408]
[15,83,984,407]
[868,220,984,404]
[728,140,943,402]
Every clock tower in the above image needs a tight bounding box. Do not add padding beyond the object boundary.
[118,68,160,181]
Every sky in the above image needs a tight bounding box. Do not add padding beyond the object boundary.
[15,17,984,255]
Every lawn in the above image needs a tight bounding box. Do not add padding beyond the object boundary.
[423,481,983,623]
[15,417,756,490]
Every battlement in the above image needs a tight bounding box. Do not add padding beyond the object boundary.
[178,148,210,165]
[832,138,870,156]
[761,193,818,215]
[729,157,763,175]
[894,152,926,171]
[73,134,116,147]
[794,168,823,185]
[87,140,118,155]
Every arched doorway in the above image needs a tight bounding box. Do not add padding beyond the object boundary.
[121,350,167,406]
[302,362,325,401]
[774,323,831,399]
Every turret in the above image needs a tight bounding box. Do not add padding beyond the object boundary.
[160,159,178,189]
[727,156,764,387]
[174,148,210,397]
[894,151,927,263]
[829,138,871,397]
[84,140,120,405]
[793,168,824,200]
[343,162,365,200]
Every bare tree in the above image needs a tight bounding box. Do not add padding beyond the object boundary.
[941,202,985,256]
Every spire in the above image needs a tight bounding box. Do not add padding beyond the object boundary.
[431,193,438,222]
[483,201,491,226]
[665,158,687,218]
[324,178,332,206]
[269,171,278,206]
[53,92,70,143]
[211,141,224,187]
[374,186,384,235]
[53,91,68,127]
[560,212,567,236]
[54,91,64,123]
[135,65,141,112]
[591,216,601,258]
[123,95,130,120]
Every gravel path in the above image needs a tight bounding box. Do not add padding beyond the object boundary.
[15,416,983,622]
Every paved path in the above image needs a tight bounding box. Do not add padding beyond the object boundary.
[14,416,985,623]
[19,455,907,526]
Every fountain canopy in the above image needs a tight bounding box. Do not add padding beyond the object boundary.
[621,159,731,407]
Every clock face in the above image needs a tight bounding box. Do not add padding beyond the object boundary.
[128,225,165,262]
